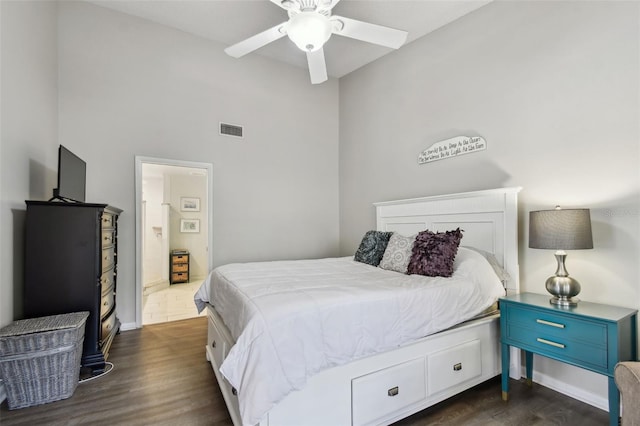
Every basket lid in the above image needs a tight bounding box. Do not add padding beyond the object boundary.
[0,312,89,337]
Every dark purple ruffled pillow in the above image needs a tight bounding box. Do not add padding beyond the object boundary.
[354,230,393,266]
[407,228,464,277]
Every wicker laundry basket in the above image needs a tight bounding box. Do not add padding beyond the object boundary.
[0,311,89,409]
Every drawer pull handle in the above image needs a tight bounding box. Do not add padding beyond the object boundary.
[388,386,399,397]
[453,363,462,371]
[537,337,565,349]
[232,387,238,396]
[536,319,565,328]
[212,340,216,348]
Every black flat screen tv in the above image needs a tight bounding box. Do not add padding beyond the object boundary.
[52,145,86,203]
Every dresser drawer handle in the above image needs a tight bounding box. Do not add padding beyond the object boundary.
[536,319,565,328]
[388,386,399,397]
[537,337,565,349]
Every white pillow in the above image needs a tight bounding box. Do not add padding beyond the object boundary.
[379,233,416,273]
[454,247,509,297]
[461,246,511,284]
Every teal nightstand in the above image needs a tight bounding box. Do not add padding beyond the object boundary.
[500,292,637,426]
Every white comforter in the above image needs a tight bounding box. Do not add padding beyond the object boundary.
[194,247,505,426]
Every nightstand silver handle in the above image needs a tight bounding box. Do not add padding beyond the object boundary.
[536,319,565,328]
[537,337,565,348]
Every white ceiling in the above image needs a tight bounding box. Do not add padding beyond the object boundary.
[87,0,491,79]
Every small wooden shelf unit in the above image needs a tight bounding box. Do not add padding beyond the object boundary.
[170,250,190,284]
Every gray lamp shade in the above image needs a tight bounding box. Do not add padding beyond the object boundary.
[529,208,593,250]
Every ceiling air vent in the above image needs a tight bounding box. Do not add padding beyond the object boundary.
[220,122,243,138]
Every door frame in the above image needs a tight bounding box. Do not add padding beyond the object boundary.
[134,156,213,328]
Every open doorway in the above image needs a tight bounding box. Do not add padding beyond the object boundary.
[134,156,213,328]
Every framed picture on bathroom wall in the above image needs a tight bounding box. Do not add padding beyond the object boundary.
[180,219,200,233]
[180,197,200,212]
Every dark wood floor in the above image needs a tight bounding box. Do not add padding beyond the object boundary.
[0,317,609,425]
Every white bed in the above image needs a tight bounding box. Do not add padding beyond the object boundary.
[198,187,522,426]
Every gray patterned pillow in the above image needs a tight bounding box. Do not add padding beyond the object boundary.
[379,233,416,273]
[354,230,393,266]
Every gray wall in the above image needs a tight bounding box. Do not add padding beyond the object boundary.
[1,0,340,328]
[339,0,639,409]
[0,1,59,327]
[56,1,340,327]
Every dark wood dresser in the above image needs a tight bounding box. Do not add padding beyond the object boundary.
[23,201,122,374]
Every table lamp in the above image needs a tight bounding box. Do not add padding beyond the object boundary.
[529,206,593,306]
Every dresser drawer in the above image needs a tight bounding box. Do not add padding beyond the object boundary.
[352,358,426,426]
[101,229,116,248]
[504,305,607,345]
[102,246,115,272]
[101,310,117,341]
[101,268,115,293]
[100,290,115,319]
[101,212,116,229]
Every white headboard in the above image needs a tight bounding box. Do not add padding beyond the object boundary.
[374,187,522,294]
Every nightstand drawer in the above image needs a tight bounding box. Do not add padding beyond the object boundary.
[505,323,608,369]
[504,305,607,346]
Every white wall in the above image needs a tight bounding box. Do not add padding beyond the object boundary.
[0,1,59,327]
[339,0,639,411]
[142,175,164,285]
[169,173,208,279]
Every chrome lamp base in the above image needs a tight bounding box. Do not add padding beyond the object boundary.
[545,253,581,307]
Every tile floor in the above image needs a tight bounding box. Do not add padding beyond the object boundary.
[142,279,206,325]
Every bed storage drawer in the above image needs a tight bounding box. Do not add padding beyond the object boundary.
[207,315,228,368]
[219,374,241,419]
[352,357,426,426]
[427,339,482,396]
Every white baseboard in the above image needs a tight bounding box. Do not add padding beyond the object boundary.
[530,369,609,412]
[119,322,138,331]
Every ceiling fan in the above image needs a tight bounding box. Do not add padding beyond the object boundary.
[224,0,408,85]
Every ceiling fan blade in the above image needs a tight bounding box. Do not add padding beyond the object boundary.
[306,48,328,84]
[317,0,341,11]
[270,0,339,11]
[269,0,290,10]
[331,16,407,49]
[224,22,287,58]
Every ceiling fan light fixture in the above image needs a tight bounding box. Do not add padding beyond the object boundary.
[286,12,332,52]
